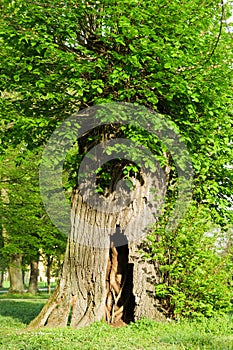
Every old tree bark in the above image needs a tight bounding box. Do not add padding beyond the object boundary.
[8,254,24,294]
[28,258,39,294]
[29,128,167,329]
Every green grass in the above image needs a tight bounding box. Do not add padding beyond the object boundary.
[0,281,57,299]
[0,281,57,290]
[0,292,51,300]
[0,299,232,349]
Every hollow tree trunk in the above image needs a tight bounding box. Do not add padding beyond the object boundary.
[28,259,39,294]
[29,164,166,329]
[8,254,24,294]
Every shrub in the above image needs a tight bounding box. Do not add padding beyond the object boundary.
[143,202,233,319]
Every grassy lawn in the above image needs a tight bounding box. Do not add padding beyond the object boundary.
[0,281,56,300]
[0,281,57,291]
[0,298,232,349]
[0,292,51,300]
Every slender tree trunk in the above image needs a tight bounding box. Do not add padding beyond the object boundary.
[46,256,53,294]
[22,269,25,286]
[29,165,166,329]
[1,186,8,290]
[0,270,4,288]
[28,259,39,294]
[8,254,24,293]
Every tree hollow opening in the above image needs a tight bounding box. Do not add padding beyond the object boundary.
[105,225,135,326]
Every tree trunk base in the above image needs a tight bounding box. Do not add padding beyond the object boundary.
[28,237,165,330]
[110,319,127,328]
[29,165,166,329]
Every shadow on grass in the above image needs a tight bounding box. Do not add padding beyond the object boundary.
[0,300,45,325]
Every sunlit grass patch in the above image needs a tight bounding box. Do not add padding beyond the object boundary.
[0,300,232,350]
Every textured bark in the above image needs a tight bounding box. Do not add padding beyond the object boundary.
[128,243,165,321]
[8,254,24,294]
[28,259,39,294]
[29,162,167,329]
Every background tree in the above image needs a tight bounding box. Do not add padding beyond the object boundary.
[0,0,232,326]
[0,146,66,293]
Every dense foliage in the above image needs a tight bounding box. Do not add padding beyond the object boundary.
[0,146,66,281]
[143,203,233,318]
[0,0,232,316]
